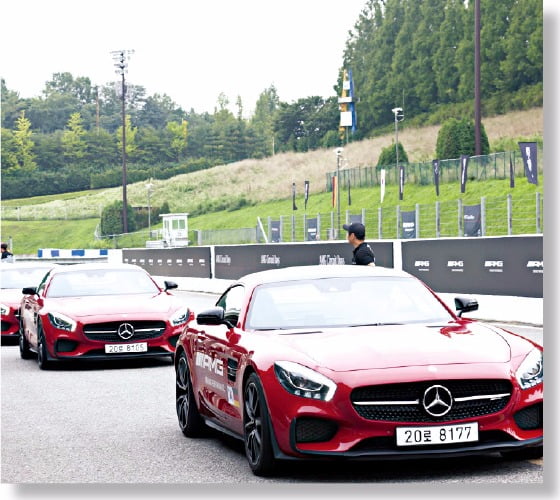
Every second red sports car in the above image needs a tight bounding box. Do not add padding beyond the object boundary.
[19,263,192,368]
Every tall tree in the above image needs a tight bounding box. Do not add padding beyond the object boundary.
[61,112,87,163]
[12,111,37,171]
[250,85,280,157]
[166,119,188,162]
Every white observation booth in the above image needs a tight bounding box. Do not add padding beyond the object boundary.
[161,213,189,247]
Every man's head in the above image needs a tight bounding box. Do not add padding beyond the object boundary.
[1,243,7,252]
[343,222,366,241]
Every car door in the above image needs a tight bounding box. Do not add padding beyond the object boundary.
[20,271,50,349]
[196,285,246,429]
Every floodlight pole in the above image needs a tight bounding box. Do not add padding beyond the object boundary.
[111,49,134,233]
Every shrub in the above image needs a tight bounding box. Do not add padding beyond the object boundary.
[436,118,490,160]
[100,201,137,236]
[376,142,409,169]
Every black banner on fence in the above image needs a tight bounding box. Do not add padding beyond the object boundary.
[401,236,542,298]
[519,141,538,185]
[270,220,281,243]
[460,155,469,193]
[292,182,298,210]
[123,247,212,278]
[306,218,318,241]
[214,241,394,280]
[463,204,481,237]
[401,211,416,239]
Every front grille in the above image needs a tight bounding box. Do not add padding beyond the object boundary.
[514,403,543,430]
[83,321,166,342]
[294,417,338,443]
[351,379,512,423]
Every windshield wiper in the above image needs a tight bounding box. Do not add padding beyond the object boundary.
[350,322,403,327]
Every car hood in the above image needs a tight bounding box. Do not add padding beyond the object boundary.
[46,293,181,318]
[276,322,512,371]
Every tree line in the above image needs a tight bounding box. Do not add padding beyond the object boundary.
[0,0,542,200]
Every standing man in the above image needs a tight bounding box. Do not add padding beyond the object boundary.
[343,222,376,266]
[1,242,14,262]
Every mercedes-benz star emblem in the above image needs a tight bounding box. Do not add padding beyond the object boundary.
[422,385,453,417]
[117,322,135,340]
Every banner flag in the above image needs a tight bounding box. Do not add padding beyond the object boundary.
[432,159,440,196]
[399,165,405,201]
[380,169,386,203]
[332,176,338,208]
[304,180,309,210]
[348,69,357,133]
[401,211,416,239]
[460,155,469,193]
[292,182,297,210]
[347,179,352,206]
[519,142,538,185]
[463,204,481,237]
[509,154,515,188]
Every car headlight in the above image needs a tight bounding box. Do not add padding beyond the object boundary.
[47,312,77,332]
[170,307,191,326]
[516,348,543,389]
[0,303,10,316]
[274,361,337,401]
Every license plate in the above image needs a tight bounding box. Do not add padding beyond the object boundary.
[396,422,478,446]
[104,342,148,354]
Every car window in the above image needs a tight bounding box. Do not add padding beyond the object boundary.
[0,267,52,289]
[216,285,245,325]
[245,276,453,330]
[46,269,160,298]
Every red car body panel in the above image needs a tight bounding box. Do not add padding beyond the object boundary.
[176,265,543,463]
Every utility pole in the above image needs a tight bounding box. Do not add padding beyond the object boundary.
[111,49,134,233]
[474,0,481,155]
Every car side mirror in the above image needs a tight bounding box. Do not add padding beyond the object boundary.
[22,287,38,296]
[196,307,234,328]
[454,297,478,317]
[164,281,178,291]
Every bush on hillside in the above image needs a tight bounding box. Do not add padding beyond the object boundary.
[100,201,137,236]
[436,118,490,160]
[376,142,409,169]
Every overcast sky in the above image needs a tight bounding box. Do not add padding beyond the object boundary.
[1,0,367,116]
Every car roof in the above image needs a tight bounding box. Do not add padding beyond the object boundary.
[237,265,412,288]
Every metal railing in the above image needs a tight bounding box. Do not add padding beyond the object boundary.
[193,192,543,245]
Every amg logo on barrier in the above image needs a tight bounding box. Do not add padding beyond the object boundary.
[261,254,280,265]
[527,261,543,274]
[484,260,504,273]
[216,254,231,265]
[319,254,346,265]
[414,260,430,272]
[195,352,224,376]
[447,260,464,272]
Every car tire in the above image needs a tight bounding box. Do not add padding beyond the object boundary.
[36,323,52,370]
[18,320,33,360]
[243,372,276,476]
[175,351,205,437]
[500,445,543,460]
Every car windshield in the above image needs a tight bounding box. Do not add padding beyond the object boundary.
[46,269,160,298]
[1,267,52,289]
[246,276,454,330]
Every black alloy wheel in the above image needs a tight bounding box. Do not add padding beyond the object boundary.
[175,351,205,437]
[243,373,276,476]
[18,320,33,360]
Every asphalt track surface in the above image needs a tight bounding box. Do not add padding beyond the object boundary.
[1,291,544,496]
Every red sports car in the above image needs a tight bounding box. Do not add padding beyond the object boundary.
[1,262,57,339]
[19,263,192,369]
[174,265,543,476]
